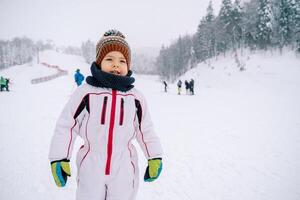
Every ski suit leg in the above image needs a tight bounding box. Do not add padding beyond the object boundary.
[106,155,139,200]
[76,153,107,200]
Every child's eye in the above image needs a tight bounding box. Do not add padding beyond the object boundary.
[120,60,126,63]
[105,58,112,61]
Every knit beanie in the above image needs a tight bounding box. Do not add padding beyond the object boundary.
[95,29,131,69]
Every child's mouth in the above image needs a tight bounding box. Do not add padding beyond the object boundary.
[110,71,121,75]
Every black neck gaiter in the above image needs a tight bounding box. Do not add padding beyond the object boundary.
[86,62,135,92]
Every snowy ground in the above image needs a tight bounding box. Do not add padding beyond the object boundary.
[0,50,299,200]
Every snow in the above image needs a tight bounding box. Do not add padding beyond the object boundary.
[0,50,299,200]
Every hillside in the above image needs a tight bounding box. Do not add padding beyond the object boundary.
[0,50,299,200]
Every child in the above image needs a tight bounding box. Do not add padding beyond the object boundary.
[48,29,163,200]
[74,69,85,86]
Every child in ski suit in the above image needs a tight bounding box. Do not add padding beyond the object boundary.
[49,29,163,200]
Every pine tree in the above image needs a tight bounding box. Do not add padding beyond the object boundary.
[272,0,296,49]
[206,0,215,22]
[293,0,300,52]
[216,0,233,53]
[242,0,259,50]
[256,0,273,49]
[219,0,233,27]
[81,40,95,64]
[231,0,243,49]
[194,1,216,61]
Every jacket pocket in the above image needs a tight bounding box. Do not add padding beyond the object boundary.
[119,98,124,125]
[101,96,108,124]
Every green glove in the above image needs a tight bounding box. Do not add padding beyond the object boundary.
[51,159,71,187]
[144,158,162,182]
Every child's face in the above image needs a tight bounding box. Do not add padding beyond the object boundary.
[100,51,128,76]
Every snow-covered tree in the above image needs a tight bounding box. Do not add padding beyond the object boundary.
[242,0,259,50]
[215,0,234,53]
[231,0,244,49]
[0,37,35,68]
[194,1,216,60]
[219,0,234,26]
[256,0,273,49]
[81,40,95,64]
[272,0,298,50]
[293,0,300,52]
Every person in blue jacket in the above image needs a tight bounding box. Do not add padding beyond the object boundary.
[74,69,85,86]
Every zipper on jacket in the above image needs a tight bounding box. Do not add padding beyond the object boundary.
[101,96,108,124]
[105,90,117,175]
[119,98,124,126]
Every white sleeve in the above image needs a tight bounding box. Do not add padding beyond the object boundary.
[135,93,163,160]
[48,88,87,162]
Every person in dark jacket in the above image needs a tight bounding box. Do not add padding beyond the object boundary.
[184,80,190,95]
[74,69,85,86]
[189,79,194,95]
[177,80,182,95]
[4,78,9,91]
[163,81,168,92]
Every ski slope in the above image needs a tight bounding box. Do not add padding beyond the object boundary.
[0,50,299,200]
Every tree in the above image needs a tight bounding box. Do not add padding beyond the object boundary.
[81,40,95,64]
[194,1,216,60]
[217,0,233,53]
[293,0,300,52]
[231,0,244,50]
[256,0,273,49]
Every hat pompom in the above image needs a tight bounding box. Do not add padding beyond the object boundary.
[103,29,125,39]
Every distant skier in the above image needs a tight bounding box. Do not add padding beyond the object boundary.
[0,76,9,92]
[163,81,168,92]
[184,80,190,95]
[4,78,9,91]
[189,79,194,95]
[0,76,4,91]
[177,80,182,95]
[74,69,84,86]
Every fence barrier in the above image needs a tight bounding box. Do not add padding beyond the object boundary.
[31,62,68,84]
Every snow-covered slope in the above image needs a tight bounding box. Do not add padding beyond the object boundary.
[0,50,299,200]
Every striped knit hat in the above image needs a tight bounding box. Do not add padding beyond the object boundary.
[96,29,131,69]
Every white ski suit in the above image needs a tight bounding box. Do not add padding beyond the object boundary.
[49,84,163,200]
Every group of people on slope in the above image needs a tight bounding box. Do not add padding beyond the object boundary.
[183,79,194,95]
[0,76,10,92]
[163,79,195,95]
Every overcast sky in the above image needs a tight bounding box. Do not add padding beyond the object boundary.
[0,0,222,49]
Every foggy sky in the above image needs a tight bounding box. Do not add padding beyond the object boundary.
[0,0,222,48]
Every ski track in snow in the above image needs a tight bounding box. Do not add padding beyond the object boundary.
[0,50,300,200]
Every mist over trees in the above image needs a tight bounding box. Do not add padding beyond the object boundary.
[0,38,55,70]
[156,0,300,82]
[0,38,96,70]
[0,37,35,69]
[1,0,299,76]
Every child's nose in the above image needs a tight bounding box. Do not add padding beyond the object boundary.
[112,60,119,67]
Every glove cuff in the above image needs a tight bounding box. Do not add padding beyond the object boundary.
[148,157,162,161]
[51,158,70,164]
